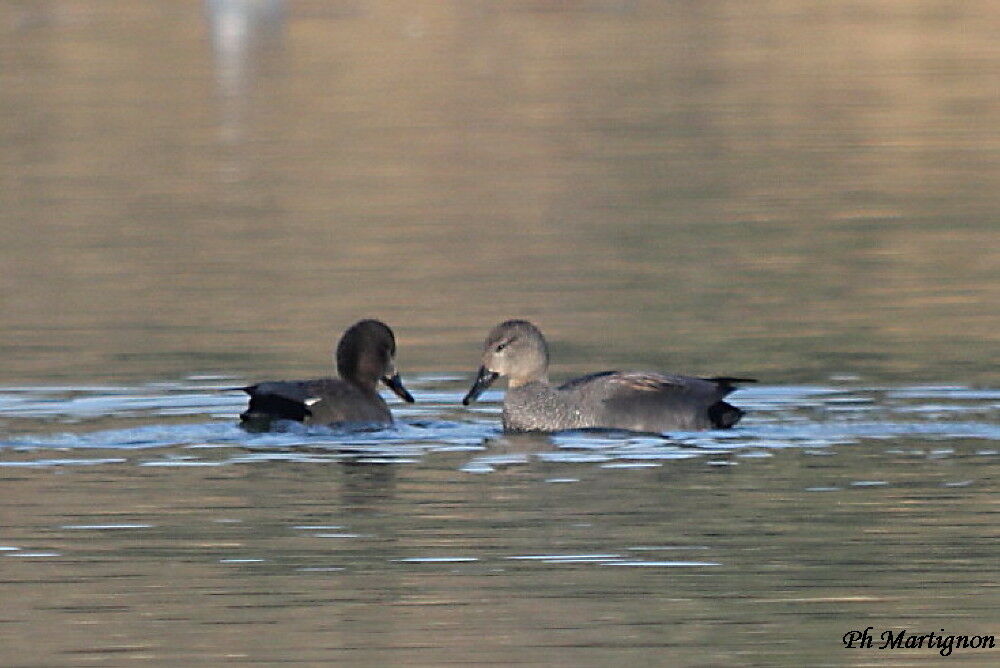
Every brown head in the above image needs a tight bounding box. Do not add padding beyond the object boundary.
[336,319,414,402]
[462,320,549,405]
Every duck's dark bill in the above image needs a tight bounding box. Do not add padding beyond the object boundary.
[382,374,415,403]
[462,367,499,405]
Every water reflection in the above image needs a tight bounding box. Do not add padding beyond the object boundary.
[1,411,995,663]
[206,0,285,108]
[1,0,998,663]
[1,1,996,385]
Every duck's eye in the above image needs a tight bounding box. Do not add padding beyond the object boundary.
[494,337,515,353]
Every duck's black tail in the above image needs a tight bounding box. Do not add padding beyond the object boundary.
[707,400,744,429]
[239,393,311,432]
[704,377,755,428]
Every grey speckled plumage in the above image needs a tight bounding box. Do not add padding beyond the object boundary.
[240,320,413,430]
[462,320,755,433]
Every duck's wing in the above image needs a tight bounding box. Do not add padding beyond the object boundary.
[590,371,752,431]
[605,372,755,398]
[240,378,337,425]
[245,379,327,400]
[605,371,725,403]
[557,370,619,391]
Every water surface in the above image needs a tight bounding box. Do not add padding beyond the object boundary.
[1,379,997,664]
[1,0,998,664]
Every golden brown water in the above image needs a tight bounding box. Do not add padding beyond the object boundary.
[3,0,997,386]
[1,1,998,665]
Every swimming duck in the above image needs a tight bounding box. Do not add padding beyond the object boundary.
[462,320,754,432]
[240,319,414,430]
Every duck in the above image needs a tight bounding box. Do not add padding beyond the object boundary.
[462,320,754,433]
[240,319,414,430]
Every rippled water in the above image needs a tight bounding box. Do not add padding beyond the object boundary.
[1,379,997,663]
[2,378,996,467]
[3,0,999,664]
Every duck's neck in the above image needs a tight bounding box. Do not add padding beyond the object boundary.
[343,373,380,394]
[508,374,549,389]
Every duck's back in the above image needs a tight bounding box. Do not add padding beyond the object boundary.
[241,377,391,429]
[500,371,749,433]
[569,371,744,432]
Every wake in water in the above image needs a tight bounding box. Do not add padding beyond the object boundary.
[0,377,996,470]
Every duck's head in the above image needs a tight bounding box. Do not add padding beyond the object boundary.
[337,319,414,402]
[462,320,549,405]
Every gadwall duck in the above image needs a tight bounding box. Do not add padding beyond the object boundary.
[240,319,414,430]
[462,320,754,433]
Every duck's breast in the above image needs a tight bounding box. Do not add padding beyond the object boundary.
[303,379,392,425]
